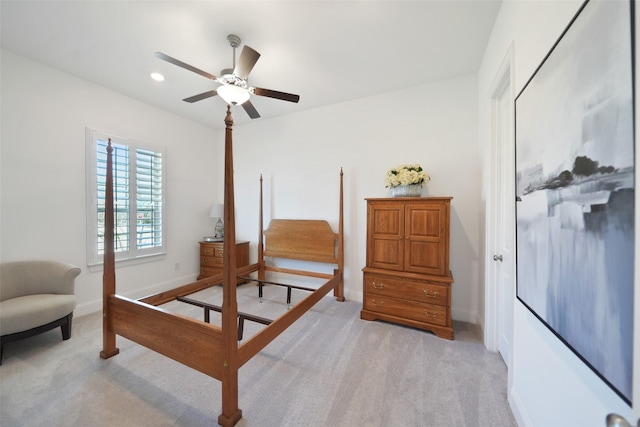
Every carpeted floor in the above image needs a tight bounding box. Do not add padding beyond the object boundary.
[0,284,517,426]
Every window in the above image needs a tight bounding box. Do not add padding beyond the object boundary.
[86,129,166,266]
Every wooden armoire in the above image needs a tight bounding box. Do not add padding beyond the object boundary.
[361,197,454,340]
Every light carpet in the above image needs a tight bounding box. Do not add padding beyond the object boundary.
[0,284,517,426]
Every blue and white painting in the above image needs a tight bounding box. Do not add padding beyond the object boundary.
[515,0,634,404]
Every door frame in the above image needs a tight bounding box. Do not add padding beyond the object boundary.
[633,5,640,421]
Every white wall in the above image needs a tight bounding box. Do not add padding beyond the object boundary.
[478,1,637,425]
[0,49,221,315]
[230,74,483,323]
[1,47,484,325]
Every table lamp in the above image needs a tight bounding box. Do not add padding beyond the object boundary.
[209,203,224,239]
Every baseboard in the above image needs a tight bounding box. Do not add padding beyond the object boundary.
[475,311,485,335]
[75,300,103,318]
[74,273,198,318]
[451,306,477,324]
[344,288,363,303]
[509,385,533,427]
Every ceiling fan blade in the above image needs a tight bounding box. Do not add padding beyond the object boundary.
[233,46,260,79]
[154,52,217,81]
[241,100,261,119]
[183,90,218,103]
[253,87,300,103]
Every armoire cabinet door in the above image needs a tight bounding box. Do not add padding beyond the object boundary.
[404,202,448,276]
[366,198,450,276]
[366,202,404,271]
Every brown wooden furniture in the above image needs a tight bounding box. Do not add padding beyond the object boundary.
[199,241,250,280]
[100,106,344,427]
[361,197,454,340]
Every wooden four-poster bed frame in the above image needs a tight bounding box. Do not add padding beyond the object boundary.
[99,106,344,426]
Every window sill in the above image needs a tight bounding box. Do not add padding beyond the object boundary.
[87,252,167,273]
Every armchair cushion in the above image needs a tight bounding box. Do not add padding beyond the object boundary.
[0,294,76,336]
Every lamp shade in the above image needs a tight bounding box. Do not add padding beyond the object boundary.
[217,84,250,105]
[209,203,224,218]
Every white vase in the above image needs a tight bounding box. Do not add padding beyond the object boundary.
[391,184,422,197]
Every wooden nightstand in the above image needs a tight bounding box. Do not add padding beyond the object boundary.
[198,240,250,280]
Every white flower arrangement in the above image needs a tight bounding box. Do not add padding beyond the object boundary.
[385,164,430,188]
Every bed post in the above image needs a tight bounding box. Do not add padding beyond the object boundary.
[258,174,265,281]
[335,168,345,301]
[100,139,119,359]
[218,105,242,427]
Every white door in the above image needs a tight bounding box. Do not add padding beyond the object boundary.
[485,44,515,371]
[495,86,515,364]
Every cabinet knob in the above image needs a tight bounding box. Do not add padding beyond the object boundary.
[423,290,439,298]
[493,254,503,262]
[423,310,438,318]
[371,299,384,307]
[372,281,384,289]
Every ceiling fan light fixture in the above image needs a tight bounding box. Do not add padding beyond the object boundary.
[217,84,250,105]
[150,72,165,81]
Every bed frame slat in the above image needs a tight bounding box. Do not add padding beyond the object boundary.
[237,274,341,366]
[139,263,259,306]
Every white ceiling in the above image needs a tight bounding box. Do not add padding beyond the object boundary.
[1,1,501,129]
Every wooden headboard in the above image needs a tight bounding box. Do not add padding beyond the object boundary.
[257,170,344,284]
[263,219,339,264]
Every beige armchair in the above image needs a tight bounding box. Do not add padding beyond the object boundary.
[0,260,80,364]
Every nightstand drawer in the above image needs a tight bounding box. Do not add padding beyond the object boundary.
[200,266,222,278]
[363,294,449,327]
[363,272,448,306]
[201,245,225,257]
[201,256,223,267]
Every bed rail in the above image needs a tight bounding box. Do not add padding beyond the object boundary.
[108,294,225,379]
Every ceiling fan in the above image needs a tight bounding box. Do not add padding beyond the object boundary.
[155,34,300,119]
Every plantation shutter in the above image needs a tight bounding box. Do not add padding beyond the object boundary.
[97,139,130,254]
[96,140,163,255]
[136,148,163,249]
[88,128,166,266]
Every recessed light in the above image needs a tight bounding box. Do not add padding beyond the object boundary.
[150,72,165,82]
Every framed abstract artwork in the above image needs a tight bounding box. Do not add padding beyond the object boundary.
[515,0,634,404]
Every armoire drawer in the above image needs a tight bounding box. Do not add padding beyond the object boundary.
[363,294,449,327]
[363,272,448,306]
